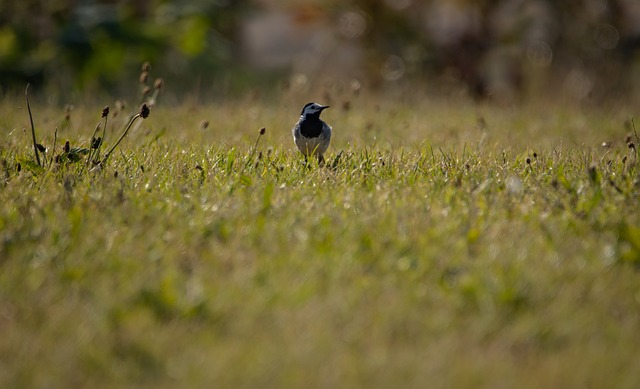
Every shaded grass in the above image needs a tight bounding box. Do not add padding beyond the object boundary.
[0,95,640,388]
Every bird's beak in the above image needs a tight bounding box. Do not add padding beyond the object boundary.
[320,105,330,110]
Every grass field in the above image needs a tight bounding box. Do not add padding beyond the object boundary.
[1,89,640,388]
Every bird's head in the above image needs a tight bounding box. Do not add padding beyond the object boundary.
[300,102,329,118]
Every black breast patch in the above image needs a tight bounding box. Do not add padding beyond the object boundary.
[299,118,323,138]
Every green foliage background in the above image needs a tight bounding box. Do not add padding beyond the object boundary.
[1,0,639,98]
[0,1,246,94]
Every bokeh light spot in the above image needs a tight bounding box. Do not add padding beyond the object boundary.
[594,23,619,50]
[526,41,553,67]
[564,69,593,100]
[381,55,405,81]
[338,10,367,39]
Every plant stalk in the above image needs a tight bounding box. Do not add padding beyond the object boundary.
[25,84,41,167]
[101,113,140,165]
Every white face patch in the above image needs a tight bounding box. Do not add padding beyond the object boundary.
[302,103,325,116]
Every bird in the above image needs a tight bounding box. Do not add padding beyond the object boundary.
[292,102,332,164]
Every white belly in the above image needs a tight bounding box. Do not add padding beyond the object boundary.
[295,135,329,156]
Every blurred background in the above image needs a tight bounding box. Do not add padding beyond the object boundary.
[1,0,640,102]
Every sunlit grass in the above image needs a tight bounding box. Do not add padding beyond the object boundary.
[1,93,640,388]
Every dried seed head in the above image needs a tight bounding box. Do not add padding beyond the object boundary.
[142,86,151,96]
[115,100,126,111]
[350,79,361,95]
[142,62,151,72]
[200,121,209,130]
[323,91,331,105]
[64,140,70,153]
[91,137,102,149]
[64,104,73,121]
[259,127,266,135]
[533,152,537,159]
[154,78,164,90]
[476,116,486,130]
[588,163,597,183]
[526,157,531,165]
[140,71,149,84]
[36,143,46,153]
[140,103,150,119]
[102,106,109,118]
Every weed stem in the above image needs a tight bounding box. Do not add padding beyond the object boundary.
[85,123,102,168]
[25,84,41,167]
[101,113,140,165]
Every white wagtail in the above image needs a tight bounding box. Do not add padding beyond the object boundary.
[292,102,332,164]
